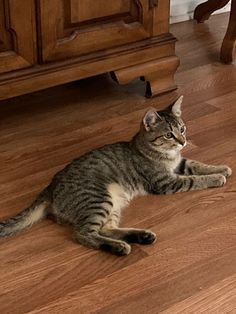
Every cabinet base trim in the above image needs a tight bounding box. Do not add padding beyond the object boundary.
[111,56,179,97]
[0,34,178,100]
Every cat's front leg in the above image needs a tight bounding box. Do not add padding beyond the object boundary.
[155,173,226,195]
[177,158,232,178]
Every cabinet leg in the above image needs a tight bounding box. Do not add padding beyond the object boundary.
[194,0,230,23]
[220,0,236,63]
[111,56,179,98]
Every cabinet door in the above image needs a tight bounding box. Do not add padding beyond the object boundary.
[38,0,155,62]
[0,0,36,74]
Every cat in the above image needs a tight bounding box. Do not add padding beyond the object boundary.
[0,96,232,255]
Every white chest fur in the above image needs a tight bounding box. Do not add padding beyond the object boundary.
[107,183,146,212]
[165,152,181,173]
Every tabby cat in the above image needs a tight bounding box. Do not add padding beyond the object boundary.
[0,96,232,255]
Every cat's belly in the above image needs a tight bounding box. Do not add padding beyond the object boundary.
[105,183,147,228]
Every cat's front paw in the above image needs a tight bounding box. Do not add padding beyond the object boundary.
[209,174,226,187]
[218,165,232,178]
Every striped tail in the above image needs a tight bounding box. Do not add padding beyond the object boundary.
[0,191,50,238]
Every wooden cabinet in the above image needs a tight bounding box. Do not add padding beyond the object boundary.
[38,0,154,62]
[0,0,179,100]
[0,0,36,74]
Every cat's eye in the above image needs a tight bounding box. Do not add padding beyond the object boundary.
[165,132,173,139]
[180,126,185,133]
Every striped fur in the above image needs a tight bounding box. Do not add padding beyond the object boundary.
[0,96,232,255]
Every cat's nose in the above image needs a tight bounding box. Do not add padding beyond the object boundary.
[176,137,185,146]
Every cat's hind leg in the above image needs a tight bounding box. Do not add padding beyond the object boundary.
[72,201,131,255]
[100,227,157,245]
[100,192,156,245]
[73,228,131,256]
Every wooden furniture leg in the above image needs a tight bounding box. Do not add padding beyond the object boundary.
[111,56,180,98]
[194,0,236,63]
[194,0,230,23]
[220,0,236,63]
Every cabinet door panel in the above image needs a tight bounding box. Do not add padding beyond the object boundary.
[0,0,36,74]
[70,0,131,23]
[38,0,155,62]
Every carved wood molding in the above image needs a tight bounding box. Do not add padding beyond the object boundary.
[39,0,154,62]
[111,55,179,97]
[63,0,143,29]
[0,0,13,52]
[0,0,36,74]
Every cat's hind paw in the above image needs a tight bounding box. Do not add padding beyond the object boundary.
[136,230,157,245]
[101,241,131,256]
[210,174,226,187]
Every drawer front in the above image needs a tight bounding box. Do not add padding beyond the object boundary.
[38,0,157,62]
[0,0,36,74]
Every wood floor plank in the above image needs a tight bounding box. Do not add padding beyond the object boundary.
[26,216,236,314]
[159,274,236,314]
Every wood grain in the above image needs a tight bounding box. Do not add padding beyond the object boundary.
[160,274,236,314]
[0,13,236,314]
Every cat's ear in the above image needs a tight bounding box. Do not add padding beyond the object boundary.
[171,95,183,117]
[143,108,162,131]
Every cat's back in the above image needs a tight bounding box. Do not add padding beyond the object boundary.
[75,141,132,168]
[52,141,134,183]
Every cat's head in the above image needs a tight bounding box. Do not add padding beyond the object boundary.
[141,96,186,153]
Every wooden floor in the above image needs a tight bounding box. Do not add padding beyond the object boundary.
[0,13,236,314]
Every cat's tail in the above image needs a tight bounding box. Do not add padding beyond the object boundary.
[0,189,51,238]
